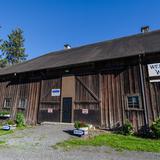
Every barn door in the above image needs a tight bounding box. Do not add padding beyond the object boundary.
[38,78,61,123]
[74,75,101,125]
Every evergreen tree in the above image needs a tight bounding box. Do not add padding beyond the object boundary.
[0,26,2,43]
[0,26,6,68]
[0,28,27,66]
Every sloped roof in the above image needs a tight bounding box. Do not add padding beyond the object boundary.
[0,30,160,76]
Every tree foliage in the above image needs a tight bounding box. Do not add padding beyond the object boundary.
[0,27,6,68]
[0,26,2,43]
[0,28,27,67]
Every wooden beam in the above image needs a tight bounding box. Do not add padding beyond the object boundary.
[74,100,100,104]
[40,101,60,104]
[99,73,104,127]
[139,55,149,125]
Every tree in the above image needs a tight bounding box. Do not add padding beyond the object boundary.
[0,28,27,66]
[0,26,6,68]
[0,26,2,43]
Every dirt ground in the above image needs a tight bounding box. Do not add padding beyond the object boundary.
[0,124,159,160]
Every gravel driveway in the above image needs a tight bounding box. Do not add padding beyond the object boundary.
[0,124,159,160]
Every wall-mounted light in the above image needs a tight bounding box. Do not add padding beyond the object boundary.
[64,69,69,73]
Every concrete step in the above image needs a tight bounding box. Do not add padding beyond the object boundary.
[41,121,74,125]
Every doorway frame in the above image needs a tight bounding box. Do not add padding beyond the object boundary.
[60,76,75,123]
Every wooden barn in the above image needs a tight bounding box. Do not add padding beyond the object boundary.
[0,28,160,130]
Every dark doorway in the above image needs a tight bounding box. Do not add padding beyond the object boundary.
[62,97,72,123]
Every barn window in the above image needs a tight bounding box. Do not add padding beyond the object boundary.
[18,98,27,109]
[3,98,12,108]
[127,95,140,108]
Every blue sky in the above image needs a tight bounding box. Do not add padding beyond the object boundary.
[0,0,160,59]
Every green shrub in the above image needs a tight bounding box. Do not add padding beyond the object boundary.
[6,119,15,125]
[137,125,153,138]
[74,121,79,129]
[121,119,133,135]
[151,118,160,139]
[16,112,25,127]
[74,121,88,129]
[0,111,10,116]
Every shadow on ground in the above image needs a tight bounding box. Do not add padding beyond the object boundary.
[63,129,81,137]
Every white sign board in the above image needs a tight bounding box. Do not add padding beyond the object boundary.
[82,109,88,114]
[48,108,53,113]
[150,79,160,83]
[148,63,160,77]
[51,89,60,96]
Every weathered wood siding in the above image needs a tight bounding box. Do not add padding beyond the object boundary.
[74,74,101,126]
[0,79,40,124]
[101,65,145,130]
[38,78,61,122]
[0,80,19,118]
[0,56,159,129]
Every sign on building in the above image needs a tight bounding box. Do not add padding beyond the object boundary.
[51,89,60,96]
[82,109,88,114]
[48,108,53,113]
[148,63,160,77]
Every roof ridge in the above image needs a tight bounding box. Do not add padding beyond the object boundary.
[24,28,160,62]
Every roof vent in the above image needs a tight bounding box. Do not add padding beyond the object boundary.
[141,26,150,33]
[64,44,71,50]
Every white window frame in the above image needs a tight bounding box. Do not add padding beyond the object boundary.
[18,98,27,109]
[125,94,142,110]
[3,98,12,108]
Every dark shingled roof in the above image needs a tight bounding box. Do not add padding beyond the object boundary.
[0,30,160,76]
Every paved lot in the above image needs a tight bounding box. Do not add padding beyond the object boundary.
[0,124,159,160]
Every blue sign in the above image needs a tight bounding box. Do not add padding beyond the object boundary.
[73,129,84,136]
[3,125,10,130]
[51,89,60,96]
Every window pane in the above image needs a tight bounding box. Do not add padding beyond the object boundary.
[4,98,12,108]
[128,97,133,104]
[132,96,139,105]
[127,96,139,108]
[19,98,27,109]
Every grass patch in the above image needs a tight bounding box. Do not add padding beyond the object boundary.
[55,133,160,153]
[0,129,14,136]
[0,125,29,136]
[0,140,6,145]
[16,126,27,130]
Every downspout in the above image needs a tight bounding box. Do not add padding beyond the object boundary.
[37,79,42,124]
[138,54,149,125]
